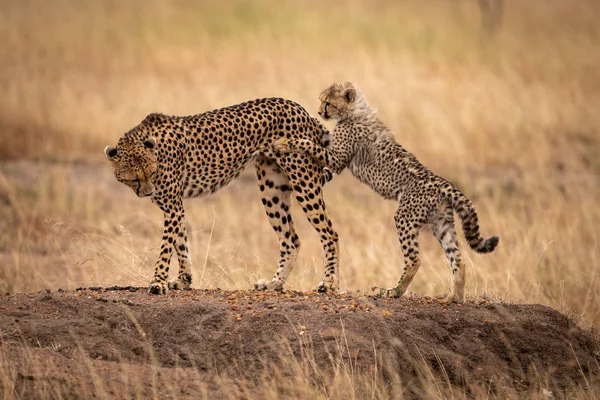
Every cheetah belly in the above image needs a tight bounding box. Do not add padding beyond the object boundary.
[182,149,258,199]
[348,160,403,201]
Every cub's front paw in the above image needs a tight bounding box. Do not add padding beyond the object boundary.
[322,168,334,186]
[371,285,403,298]
[271,138,291,154]
[148,281,169,295]
[444,292,465,304]
[254,279,284,291]
[168,273,192,290]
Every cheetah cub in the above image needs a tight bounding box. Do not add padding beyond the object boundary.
[272,82,499,303]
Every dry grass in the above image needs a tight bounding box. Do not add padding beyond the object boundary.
[1,316,597,399]
[1,0,599,397]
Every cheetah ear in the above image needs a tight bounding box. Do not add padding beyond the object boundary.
[104,145,118,160]
[143,137,157,151]
[343,88,356,103]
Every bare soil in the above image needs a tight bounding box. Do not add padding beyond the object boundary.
[1,288,598,399]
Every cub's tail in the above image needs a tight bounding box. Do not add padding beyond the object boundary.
[441,183,499,253]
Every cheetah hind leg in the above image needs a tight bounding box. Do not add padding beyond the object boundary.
[289,162,339,293]
[253,155,300,292]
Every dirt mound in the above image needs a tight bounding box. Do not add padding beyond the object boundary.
[1,288,598,399]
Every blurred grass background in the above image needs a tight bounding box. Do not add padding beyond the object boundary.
[1,0,599,327]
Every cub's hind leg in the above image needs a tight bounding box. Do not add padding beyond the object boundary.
[375,202,425,298]
[432,203,466,303]
[254,155,301,291]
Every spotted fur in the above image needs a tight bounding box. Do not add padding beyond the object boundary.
[105,98,339,294]
[273,83,499,303]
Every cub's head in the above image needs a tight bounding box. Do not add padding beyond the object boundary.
[318,82,365,121]
[104,135,158,197]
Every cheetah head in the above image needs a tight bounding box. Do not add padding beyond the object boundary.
[318,82,366,121]
[104,136,158,198]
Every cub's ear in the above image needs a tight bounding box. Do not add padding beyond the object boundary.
[143,137,157,150]
[343,87,356,103]
[104,146,118,160]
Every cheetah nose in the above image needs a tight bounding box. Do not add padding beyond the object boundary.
[318,110,322,115]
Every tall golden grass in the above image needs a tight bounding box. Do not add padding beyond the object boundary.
[1,0,599,396]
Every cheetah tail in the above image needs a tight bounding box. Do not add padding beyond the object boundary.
[441,184,499,254]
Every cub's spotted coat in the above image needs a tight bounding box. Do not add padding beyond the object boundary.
[274,83,499,303]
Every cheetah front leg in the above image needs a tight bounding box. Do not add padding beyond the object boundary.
[149,200,191,294]
[148,210,175,294]
[168,215,193,290]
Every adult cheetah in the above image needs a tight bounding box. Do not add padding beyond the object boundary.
[104,98,339,294]
[273,83,499,303]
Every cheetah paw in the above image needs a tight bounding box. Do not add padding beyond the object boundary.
[317,281,336,294]
[254,279,284,291]
[444,292,465,304]
[371,286,404,298]
[271,138,291,154]
[168,273,192,290]
[148,281,169,295]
